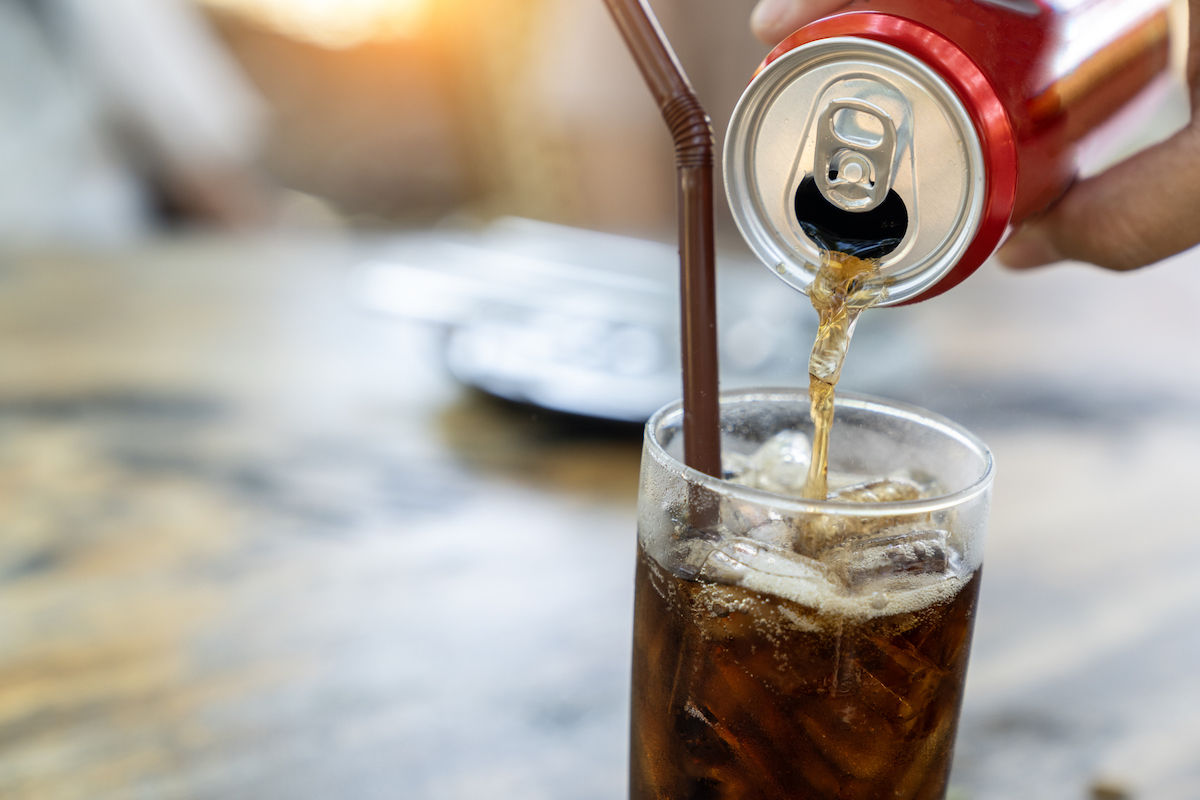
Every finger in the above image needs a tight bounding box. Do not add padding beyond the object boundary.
[1000,0,1200,270]
[997,122,1200,271]
[750,0,853,46]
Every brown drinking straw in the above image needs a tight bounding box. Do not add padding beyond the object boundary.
[603,0,722,478]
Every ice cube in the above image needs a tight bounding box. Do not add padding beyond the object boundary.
[825,529,955,588]
[712,505,803,563]
[720,450,752,482]
[730,430,812,496]
[745,520,798,550]
[792,512,850,559]
[716,495,772,537]
[831,478,924,504]
[667,538,719,581]
[852,634,948,726]
[697,537,831,586]
[696,546,750,585]
[672,700,735,765]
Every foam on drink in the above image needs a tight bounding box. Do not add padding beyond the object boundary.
[696,458,969,624]
[723,548,969,625]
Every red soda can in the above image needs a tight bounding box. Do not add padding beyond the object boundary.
[724,0,1175,305]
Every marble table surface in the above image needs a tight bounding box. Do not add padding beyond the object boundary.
[0,235,1198,800]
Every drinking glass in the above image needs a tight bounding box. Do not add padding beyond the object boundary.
[631,388,994,799]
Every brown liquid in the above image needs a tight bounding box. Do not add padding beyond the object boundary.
[803,251,887,500]
[630,545,980,800]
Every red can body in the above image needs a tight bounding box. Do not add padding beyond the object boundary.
[762,0,1173,302]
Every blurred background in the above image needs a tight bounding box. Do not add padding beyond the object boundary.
[1,1,1199,799]
[1,0,769,242]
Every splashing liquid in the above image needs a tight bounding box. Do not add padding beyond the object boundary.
[802,243,889,501]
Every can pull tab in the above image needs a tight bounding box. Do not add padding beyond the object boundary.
[814,99,898,213]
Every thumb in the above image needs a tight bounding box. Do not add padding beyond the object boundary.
[998,122,1200,271]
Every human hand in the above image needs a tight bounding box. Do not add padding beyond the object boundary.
[749,0,1200,272]
[999,0,1200,270]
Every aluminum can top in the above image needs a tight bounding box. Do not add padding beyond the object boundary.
[724,37,987,306]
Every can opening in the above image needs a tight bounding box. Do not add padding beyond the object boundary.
[794,176,907,259]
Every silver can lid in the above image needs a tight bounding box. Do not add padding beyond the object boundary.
[724,38,986,306]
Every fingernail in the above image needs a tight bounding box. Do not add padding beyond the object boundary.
[751,0,792,38]
[996,226,1064,269]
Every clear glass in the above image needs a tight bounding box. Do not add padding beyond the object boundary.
[631,388,994,800]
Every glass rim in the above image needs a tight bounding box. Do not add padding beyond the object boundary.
[645,388,995,518]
